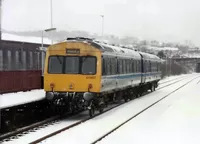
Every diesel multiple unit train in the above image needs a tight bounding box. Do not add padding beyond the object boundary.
[44,37,162,117]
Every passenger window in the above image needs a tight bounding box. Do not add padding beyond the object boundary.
[0,50,2,70]
[23,51,27,70]
[16,50,20,70]
[149,61,151,72]
[37,51,40,70]
[128,60,131,73]
[7,50,12,70]
[109,58,112,75]
[115,58,117,75]
[135,61,138,72]
[18,49,23,70]
[138,61,140,72]
[119,59,123,74]
[130,60,132,73]
[29,51,33,70]
[157,62,159,71]
[106,58,110,75]
[81,57,96,75]
[111,58,115,75]
[123,59,126,74]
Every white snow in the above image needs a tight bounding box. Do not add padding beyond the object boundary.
[100,43,141,59]
[37,74,199,144]
[159,74,190,84]
[2,33,54,45]
[147,46,179,51]
[182,52,200,58]
[0,90,45,109]
[1,111,88,144]
[99,74,200,144]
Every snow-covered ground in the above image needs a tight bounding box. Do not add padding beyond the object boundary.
[0,90,45,109]
[158,74,189,84]
[35,74,199,144]
[99,74,200,144]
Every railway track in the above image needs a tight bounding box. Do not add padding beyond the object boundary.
[0,75,192,144]
[91,75,199,144]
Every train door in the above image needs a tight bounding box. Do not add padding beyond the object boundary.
[101,56,107,92]
[39,47,47,76]
[39,47,47,89]
[141,57,144,83]
[144,60,148,83]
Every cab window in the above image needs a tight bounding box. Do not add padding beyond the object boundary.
[48,56,64,73]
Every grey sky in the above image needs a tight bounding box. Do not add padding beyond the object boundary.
[2,0,200,45]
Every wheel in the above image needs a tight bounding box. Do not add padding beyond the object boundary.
[98,102,104,114]
[129,94,133,100]
[124,96,128,102]
[151,84,155,92]
[99,108,103,113]
[88,100,95,117]
[89,106,95,117]
[153,84,156,91]
[112,94,117,103]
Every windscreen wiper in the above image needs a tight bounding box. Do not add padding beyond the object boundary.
[56,55,62,64]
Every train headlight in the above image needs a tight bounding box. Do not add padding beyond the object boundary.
[46,92,54,101]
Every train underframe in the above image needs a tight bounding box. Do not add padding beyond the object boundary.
[45,80,159,117]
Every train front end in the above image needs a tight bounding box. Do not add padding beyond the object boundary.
[44,40,102,113]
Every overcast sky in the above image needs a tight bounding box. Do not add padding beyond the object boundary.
[2,0,200,45]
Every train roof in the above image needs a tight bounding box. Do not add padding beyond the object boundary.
[2,33,53,45]
[66,37,141,59]
[100,43,141,59]
[65,37,161,61]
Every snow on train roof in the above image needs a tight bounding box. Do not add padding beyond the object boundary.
[62,38,160,61]
[139,51,161,61]
[100,43,141,59]
[2,33,53,45]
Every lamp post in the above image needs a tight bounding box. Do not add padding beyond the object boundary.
[50,0,54,44]
[41,27,56,48]
[41,28,56,76]
[50,0,53,29]
[100,15,104,41]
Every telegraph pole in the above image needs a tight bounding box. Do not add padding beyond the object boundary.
[100,15,104,41]
[50,0,53,44]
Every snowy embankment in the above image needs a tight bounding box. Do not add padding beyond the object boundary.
[0,90,45,109]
